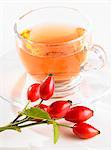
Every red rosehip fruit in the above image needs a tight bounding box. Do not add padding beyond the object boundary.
[65,106,93,123]
[48,100,72,119]
[39,74,55,100]
[34,104,48,112]
[27,83,40,102]
[73,123,100,139]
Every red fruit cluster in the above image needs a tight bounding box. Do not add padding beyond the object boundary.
[27,74,100,140]
[27,74,54,102]
[64,105,100,139]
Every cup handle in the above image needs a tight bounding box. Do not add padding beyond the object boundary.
[81,44,106,71]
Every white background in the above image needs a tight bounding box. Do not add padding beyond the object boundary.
[0,1,111,150]
[0,0,111,59]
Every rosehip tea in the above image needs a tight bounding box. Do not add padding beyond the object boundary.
[15,7,105,98]
[17,24,88,82]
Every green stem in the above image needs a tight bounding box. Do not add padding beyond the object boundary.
[0,125,9,132]
[16,100,44,125]
[12,102,30,123]
[12,114,22,123]
[47,120,72,128]
[56,123,72,128]
[0,120,47,132]
[38,99,44,106]
[23,101,30,112]
[12,117,29,126]
[0,125,21,132]
[0,120,72,133]
[18,121,47,128]
[11,100,44,127]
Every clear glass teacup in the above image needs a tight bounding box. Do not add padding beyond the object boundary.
[14,7,106,98]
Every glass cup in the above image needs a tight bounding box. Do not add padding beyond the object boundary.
[14,7,106,98]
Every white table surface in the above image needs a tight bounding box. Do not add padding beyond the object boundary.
[0,1,111,150]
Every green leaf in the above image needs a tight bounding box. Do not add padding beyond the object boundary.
[22,107,51,120]
[53,122,59,144]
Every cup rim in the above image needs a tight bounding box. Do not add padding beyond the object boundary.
[14,6,90,46]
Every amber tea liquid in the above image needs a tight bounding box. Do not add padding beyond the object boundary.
[18,24,87,82]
